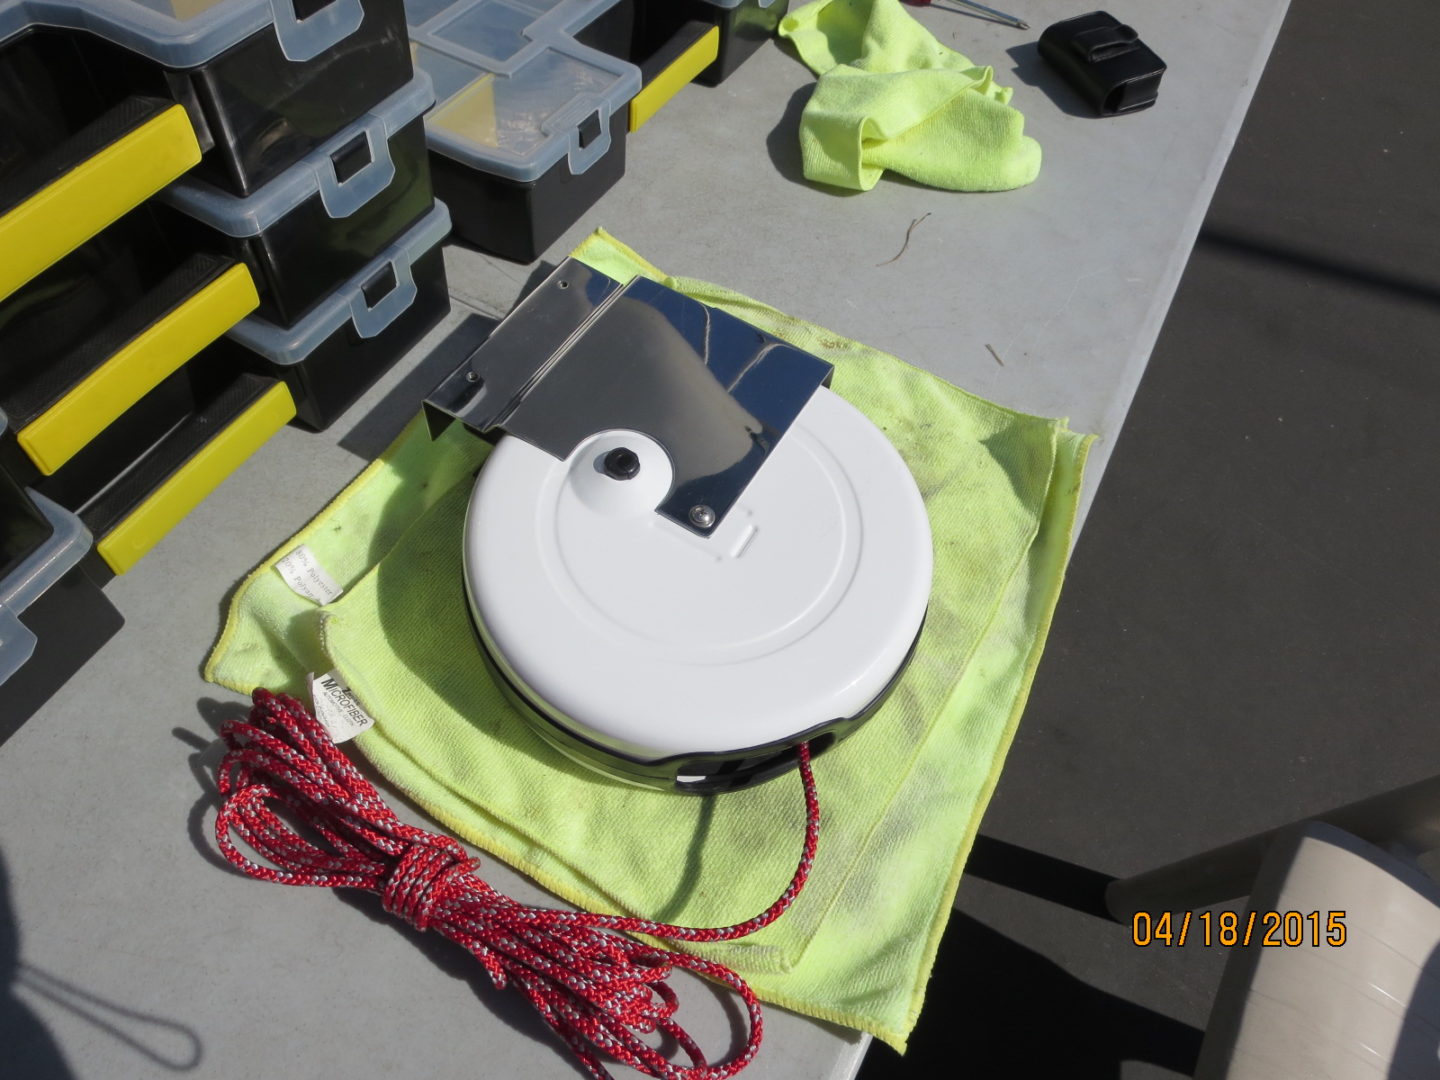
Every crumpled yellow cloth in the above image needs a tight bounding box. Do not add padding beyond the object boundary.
[779,0,1042,190]
[206,229,1088,1050]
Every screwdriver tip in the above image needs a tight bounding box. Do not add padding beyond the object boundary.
[1016,20,1029,29]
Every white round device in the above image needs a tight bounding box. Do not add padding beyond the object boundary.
[462,385,933,793]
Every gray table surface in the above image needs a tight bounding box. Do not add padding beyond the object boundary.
[2,2,1288,1076]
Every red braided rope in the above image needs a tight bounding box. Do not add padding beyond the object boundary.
[214,689,820,1079]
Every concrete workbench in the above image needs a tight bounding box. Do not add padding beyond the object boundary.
[1,1,1289,1076]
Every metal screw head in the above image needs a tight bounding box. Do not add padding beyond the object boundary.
[689,505,716,529]
[464,370,480,384]
[602,447,641,480]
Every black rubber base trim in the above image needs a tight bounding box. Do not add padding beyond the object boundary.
[468,586,924,794]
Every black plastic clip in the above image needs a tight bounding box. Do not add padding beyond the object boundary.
[1038,11,1165,116]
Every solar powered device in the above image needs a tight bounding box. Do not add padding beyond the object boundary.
[426,261,933,793]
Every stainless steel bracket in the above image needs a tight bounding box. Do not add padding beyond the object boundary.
[424,259,833,537]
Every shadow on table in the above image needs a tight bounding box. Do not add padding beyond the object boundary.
[859,835,1200,1079]
[765,83,866,198]
[337,246,582,464]
[179,701,251,876]
[332,888,646,1079]
[1,849,203,1078]
[1004,41,1094,119]
[179,701,604,1079]
[765,83,813,189]
[0,849,71,1080]
[338,311,501,462]
[963,834,1116,919]
[858,909,1203,1079]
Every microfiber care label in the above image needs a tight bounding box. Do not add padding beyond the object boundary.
[275,544,343,605]
[308,671,375,743]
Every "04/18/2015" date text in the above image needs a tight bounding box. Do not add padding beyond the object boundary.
[1131,910,1346,947]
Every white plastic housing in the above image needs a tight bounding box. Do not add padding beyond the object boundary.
[463,387,933,762]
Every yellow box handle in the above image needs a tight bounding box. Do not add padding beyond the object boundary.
[98,382,296,575]
[629,26,721,132]
[0,103,201,303]
[17,263,259,476]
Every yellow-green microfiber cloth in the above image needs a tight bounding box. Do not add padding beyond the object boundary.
[778,0,1041,191]
[206,230,1089,1050]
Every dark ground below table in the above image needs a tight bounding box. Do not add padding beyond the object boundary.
[862,1,1440,1077]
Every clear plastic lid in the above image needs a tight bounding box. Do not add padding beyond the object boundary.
[225,200,450,364]
[406,0,640,183]
[160,73,434,235]
[0,0,367,68]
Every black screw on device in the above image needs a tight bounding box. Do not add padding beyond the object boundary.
[602,447,640,480]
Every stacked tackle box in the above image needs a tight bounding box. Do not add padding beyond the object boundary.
[0,0,451,725]
[406,0,784,264]
[406,0,638,262]
[161,68,454,432]
[205,200,452,430]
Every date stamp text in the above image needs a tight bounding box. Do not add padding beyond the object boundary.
[1131,910,1346,947]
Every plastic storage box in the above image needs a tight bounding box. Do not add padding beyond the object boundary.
[161,73,436,327]
[209,200,452,429]
[35,361,296,576]
[0,26,203,302]
[0,0,413,198]
[406,0,640,262]
[0,483,123,743]
[0,202,259,480]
